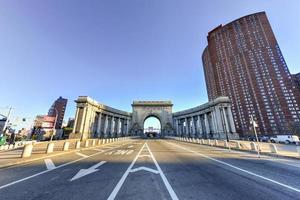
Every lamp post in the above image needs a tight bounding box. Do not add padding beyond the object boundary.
[250,115,260,158]
[50,108,58,142]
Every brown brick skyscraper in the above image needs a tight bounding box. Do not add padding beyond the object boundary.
[202,12,300,136]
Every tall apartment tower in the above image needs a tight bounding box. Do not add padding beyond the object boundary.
[202,12,300,136]
[48,96,68,129]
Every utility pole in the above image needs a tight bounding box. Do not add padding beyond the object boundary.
[250,115,260,158]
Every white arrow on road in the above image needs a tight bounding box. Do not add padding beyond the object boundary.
[70,161,106,181]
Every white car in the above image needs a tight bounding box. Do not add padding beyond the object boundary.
[269,135,299,144]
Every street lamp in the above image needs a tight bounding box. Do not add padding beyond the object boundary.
[50,108,58,142]
[250,115,260,158]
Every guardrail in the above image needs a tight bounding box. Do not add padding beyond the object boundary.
[166,136,300,159]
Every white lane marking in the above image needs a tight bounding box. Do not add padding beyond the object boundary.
[130,166,159,174]
[182,140,300,169]
[128,145,133,148]
[126,150,134,155]
[108,142,179,200]
[114,150,128,155]
[0,143,131,190]
[146,143,179,200]
[92,149,104,152]
[138,154,151,158]
[107,143,146,200]
[70,161,106,181]
[167,141,300,193]
[44,159,56,170]
[76,152,88,158]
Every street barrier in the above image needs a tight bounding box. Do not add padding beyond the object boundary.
[85,140,89,148]
[98,139,102,145]
[214,140,218,146]
[250,142,257,151]
[21,144,33,158]
[224,140,229,148]
[235,141,241,149]
[46,143,54,154]
[269,144,278,154]
[63,141,69,151]
[92,139,96,146]
[75,141,81,149]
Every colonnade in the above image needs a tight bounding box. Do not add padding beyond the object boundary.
[173,97,238,140]
[72,96,132,140]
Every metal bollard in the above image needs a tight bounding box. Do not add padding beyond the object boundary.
[98,139,102,145]
[63,141,69,151]
[85,140,89,148]
[46,143,54,154]
[250,142,257,151]
[92,139,96,146]
[75,141,81,149]
[21,144,33,158]
[270,144,278,154]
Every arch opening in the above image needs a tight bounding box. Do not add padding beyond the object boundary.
[143,116,161,138]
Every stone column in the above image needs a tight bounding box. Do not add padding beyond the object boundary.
[222,107,230,133]
[110,116,115,137]
[72,107,80,134]
[185,118,189,137]
[227,106,236,133]
[204,113,210,138]
[175,119,179,136]
[116,118,121,137]
[192,117,196,138]
[198,115,203,138]
[96,112,102,138]
[80,106,87,135]
[104,115,109,138]
[126,118,129,136]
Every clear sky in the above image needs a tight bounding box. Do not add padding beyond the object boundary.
[0,0,299,129]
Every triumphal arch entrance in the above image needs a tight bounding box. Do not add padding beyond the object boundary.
[131,101,174,137]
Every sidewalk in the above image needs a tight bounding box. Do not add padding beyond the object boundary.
[168,137,300,160]
[0,137,133,169]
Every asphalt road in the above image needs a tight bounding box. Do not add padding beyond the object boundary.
[0,138,300,200]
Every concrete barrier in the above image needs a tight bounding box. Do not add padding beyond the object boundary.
[250,142,257,151]
[214,140,218,146]
[235,141,240,149]
[21,144,33,158]
[224,140,229,148]
[207,139,211,146]
[92,139,96,146]
[75,141,81,149]
[85,140,89,148]
[269,144,278,154]
[98,139,102,145]
[63,141,69,151]
[46,143,54,154]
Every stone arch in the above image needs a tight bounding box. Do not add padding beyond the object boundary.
[131,101,174,137]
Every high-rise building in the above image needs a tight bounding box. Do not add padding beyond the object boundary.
[292,73,300,91]
[48,96,68,129]
[202,12,300,136]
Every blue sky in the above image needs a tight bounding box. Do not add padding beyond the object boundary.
[0,0,300,129]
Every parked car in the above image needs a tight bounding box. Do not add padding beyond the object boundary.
[269,135,299,144]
